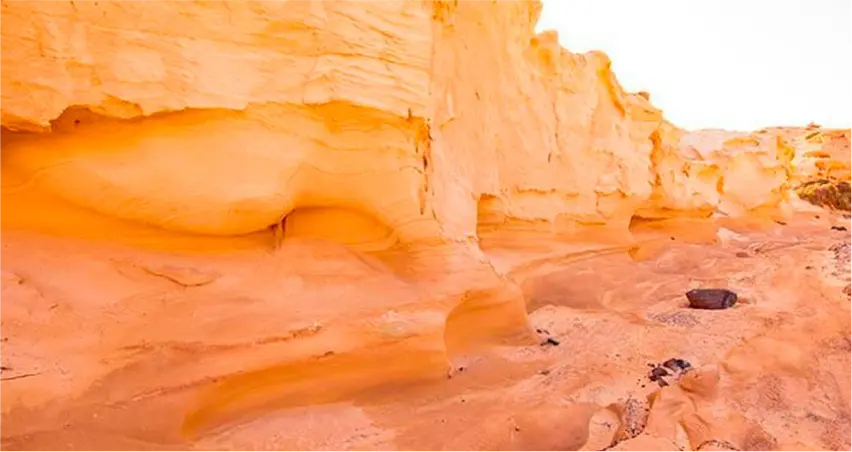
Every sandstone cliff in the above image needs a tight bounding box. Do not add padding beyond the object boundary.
[0,5,688,424]
[1,0,845,448]
[2,0,798,247]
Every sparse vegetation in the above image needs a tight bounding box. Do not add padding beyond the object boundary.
[795,178,851,211]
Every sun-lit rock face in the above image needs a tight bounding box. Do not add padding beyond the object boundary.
[1,1,440,244]
[775,125,851,211]
[0,0,671,247]
[0,0,822,437]
[1,0,805,243]
[673,130,795,216]
[786,126,851,183]
[637,125,801,219]
[1,0,667,428]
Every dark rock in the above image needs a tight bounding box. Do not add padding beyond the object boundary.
[735,251,750,258]
[540,337,560,346]
[831,225,848,231]
[686,289,737,310]
[661,358,691,372]
[648,366,669,382]
[646,357,693,388]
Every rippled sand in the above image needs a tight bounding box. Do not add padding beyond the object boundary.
[1,212,849,450]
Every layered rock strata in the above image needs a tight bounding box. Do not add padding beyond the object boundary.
[0,0,836,440]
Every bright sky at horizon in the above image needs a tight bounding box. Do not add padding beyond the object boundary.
[537,0,852,131]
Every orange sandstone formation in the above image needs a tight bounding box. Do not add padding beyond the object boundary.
[775,125,851,183]
[659,126,851,213]
[658,130,795,216]
[1,1,847,450]
[2,0,799,243]
[0,0,664,434]
[783,126,851,211]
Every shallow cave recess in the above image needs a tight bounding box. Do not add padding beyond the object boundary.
[270,205,400,253]
[476,193,509,237]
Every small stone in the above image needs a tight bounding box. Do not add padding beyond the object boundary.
[735,251,750,258]
[644,358,696,388]
[831,225,848,231]
[662,358,691,372]
[540,337,560,346]
[686,289,737,310]
[649,366,669,382]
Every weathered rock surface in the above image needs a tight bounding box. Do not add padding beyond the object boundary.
[1,1,849,450]
[786,126,852,211]
[1,0,806,243]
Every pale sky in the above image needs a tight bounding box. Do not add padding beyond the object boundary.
[537,0,852,131]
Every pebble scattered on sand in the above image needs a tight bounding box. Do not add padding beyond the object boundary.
[646,358,693,387]
[535,328,560,347]
[686,289,737,310]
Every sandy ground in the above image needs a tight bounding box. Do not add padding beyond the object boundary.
[1,211,850,451]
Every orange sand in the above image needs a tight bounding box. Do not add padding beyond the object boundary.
[1,213,849,450]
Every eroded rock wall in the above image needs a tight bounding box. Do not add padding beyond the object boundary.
[784,126,851,183]
[2,0,805,246]
[0,0,821,435]
[1,0,674,248]
[648,129,796,217]
[429,3,662,236]
[1,1,444,245]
